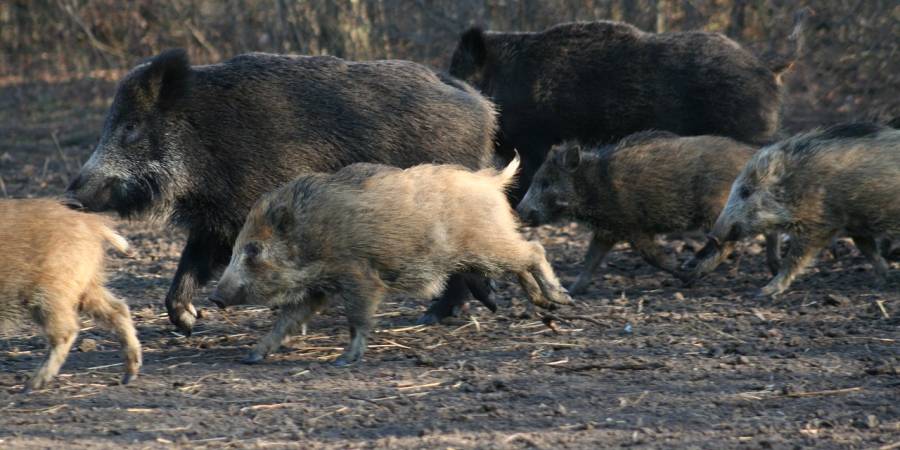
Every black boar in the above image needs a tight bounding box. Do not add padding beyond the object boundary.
[516,132,779,294]
[449,10,812,200]
[209,157,570,366]
[0,199,141,392]
[693,123,899,296]
[66,49,499,333]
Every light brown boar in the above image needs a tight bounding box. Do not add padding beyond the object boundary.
[209,156,571,366]
[515,131,780,294]
[0,199,141,392]
[692,122,900,296]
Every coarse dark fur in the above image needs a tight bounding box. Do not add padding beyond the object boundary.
[699,123,900,296]
[516,132,779,294]
[66,49,498,333]
[449,15,809,200]
[210,157,570,366]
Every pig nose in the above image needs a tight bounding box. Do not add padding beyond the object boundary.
[208,291,227,309]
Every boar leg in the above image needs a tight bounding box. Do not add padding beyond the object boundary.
[418,273,495,325]
[244,293,328,364]
[82,286,142,384]
[851,234,890,287]
[764,233,782,276]
[525,241,573,306]
[27,298,80,392]
[165,233,231,335]
[569,233,615,295]
[761,232,832,297]
[335,274,385,367]
[631,234,689,281]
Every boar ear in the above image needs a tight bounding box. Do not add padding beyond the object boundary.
[561,145,582,172]
[142,48,192,110]
[266,205,294,235]
[459,27,488,68]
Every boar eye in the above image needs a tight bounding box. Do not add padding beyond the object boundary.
[121,123,142,146]
[540,180,550,190]
[738,185,752,200]
[244,242,261,261]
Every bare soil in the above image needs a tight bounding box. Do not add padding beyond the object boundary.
[0,80,898,449]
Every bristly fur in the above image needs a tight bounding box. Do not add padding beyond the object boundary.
[66,49,500,332]
[449,17,798,200]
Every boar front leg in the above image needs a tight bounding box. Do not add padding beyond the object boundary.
[760,231,832,297]
[850,234,890,287]
[243,293,329,364]
[165,233,231,335]
[334,272,386,367]
[569,233,615,295]
[27,296,80,393]
[764,233,782,276]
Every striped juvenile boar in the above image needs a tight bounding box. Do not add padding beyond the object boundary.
[209,157,570,366]
[516,132,779,294]
[693,123,899,296]
[0,199,141,392]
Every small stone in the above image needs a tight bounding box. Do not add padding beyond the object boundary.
[673,292,685,301]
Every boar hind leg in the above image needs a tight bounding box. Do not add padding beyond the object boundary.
[761,232,832,297]
[244,293,328,364]
[335,274,385,367]
[82,287,142,384]
[851,234,890,287]
[522,241,572,306]
[569,233,615,295]
[631,235,688,281]
[28,299,80,392]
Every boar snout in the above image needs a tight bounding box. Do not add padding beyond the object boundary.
[66,173,117,212]
[515,201,542,227]
[208,290,227,309]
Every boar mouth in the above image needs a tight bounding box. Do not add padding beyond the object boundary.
[67,173,165,218]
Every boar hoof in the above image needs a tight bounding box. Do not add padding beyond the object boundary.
[120,373,137,385]
[333,354,361,367]
[416,313,442,326]
[20,385,33,395]
[241,352,266,365]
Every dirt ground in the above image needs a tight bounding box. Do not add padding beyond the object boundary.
[0,80,898,449]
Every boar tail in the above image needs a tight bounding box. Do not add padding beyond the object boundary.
[769,7,815,79]
[100,226,134,257]
[496,151,521,190]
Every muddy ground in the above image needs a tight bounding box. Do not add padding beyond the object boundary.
[0,80,898,449]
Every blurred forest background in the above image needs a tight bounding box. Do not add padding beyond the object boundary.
[0,1,898,181]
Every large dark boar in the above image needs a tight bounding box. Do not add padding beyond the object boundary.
[66,49,498,334]
[691,123,900,296]
[449,10,812,200]
[209,157,570,366]
[516,132,779,294]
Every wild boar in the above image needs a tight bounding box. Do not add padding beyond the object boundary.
[516,132,780,294]
[209,156,570,366]
[693,123,899,296]
[65,49,499,333]
[449,9,812,200]
[0,199,141,392]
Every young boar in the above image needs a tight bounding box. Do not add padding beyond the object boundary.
[209,157,571,366]
[515,132,780,294]
[65,49,499,333]
[692,123,900,296]
[449,10,812,200]
[0,199,141,392]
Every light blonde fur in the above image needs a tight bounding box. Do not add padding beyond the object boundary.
[0,199,141,391]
